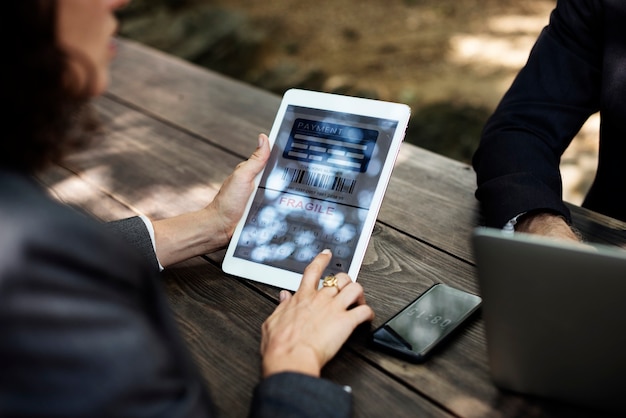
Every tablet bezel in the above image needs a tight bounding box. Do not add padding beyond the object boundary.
[222,88,410,290]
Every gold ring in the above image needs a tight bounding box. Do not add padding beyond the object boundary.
[322,275,339,289]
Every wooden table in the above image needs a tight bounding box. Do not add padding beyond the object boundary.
[39,39,626,418]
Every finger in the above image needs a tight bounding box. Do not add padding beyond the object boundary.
[319,275,340,294]
[335,281,368,308]
[299,249,332,294]
[248,134,271,167]
[333,273,353,291]
[234,134,271,180]
[318,272,350,293]
[278,290,292,304]
[252,133,270,161]
[345,304,376,325]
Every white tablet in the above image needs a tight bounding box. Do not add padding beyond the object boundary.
[223,89,410,290]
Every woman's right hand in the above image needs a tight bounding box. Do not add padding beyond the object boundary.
[260,249,375,378]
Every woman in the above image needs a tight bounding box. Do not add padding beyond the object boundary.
[0,1,374,417]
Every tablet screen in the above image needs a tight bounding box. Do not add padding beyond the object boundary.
[231,105,399,276]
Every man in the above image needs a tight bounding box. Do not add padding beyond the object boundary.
[472,0,626,240]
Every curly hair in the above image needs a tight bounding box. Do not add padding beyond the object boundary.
[1,1,100,174]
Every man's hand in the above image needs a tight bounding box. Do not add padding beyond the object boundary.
[515,212,581,242]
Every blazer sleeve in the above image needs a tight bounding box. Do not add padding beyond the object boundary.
[1,176,355,417]
[0,207,216,417]
[106,216,161,272]
[249,373,352,418]
[471,0,603,227]
[103,219,355,418]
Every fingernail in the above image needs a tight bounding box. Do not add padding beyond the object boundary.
[279,290,289,302]
[321,249,331,255]
[257,134,264,148]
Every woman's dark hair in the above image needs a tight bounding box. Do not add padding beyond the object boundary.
[1,1,100,173]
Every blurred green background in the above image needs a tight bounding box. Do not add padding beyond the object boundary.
[117,0,565,167]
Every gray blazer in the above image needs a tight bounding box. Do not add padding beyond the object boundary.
[0,169,351,417]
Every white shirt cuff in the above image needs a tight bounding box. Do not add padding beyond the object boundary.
[138,214,164,271]
[503,212,527,235]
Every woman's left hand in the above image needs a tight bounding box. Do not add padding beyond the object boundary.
[152,134,269,267]
[208,133,270,243]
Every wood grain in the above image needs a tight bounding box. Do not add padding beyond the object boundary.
[163,258,453,417]
[37,38,626,418]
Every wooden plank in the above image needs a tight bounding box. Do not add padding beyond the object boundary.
[44,44,626,417]
[211,216,585,417]
[164,258,454,418]
[570,205,626,246]
[353,224,600,418]
[108,39,278,159]
[56,96,248,220]
[108,40,626,260]
[39,96,450,417]
[37,164,137,221]
[381,143,480,261]
[169,235,598,418]
[108,39,481,259]
[381,144,626,259]
[48,79,484,414]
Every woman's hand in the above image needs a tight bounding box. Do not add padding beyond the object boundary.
[207,133,271,244]
[260,250,375,378]
[152,134,270,267]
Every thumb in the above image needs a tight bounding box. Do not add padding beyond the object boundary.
[250,133,271,164]
[234,134,270,181]
[278,290,292,304]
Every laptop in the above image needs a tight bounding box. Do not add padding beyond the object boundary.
[471,227,626,414]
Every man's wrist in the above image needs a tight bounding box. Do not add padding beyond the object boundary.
[515,212,581,241]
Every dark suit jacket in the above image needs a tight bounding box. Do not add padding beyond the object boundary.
[0,169,351,417]
[473,0,626,227]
